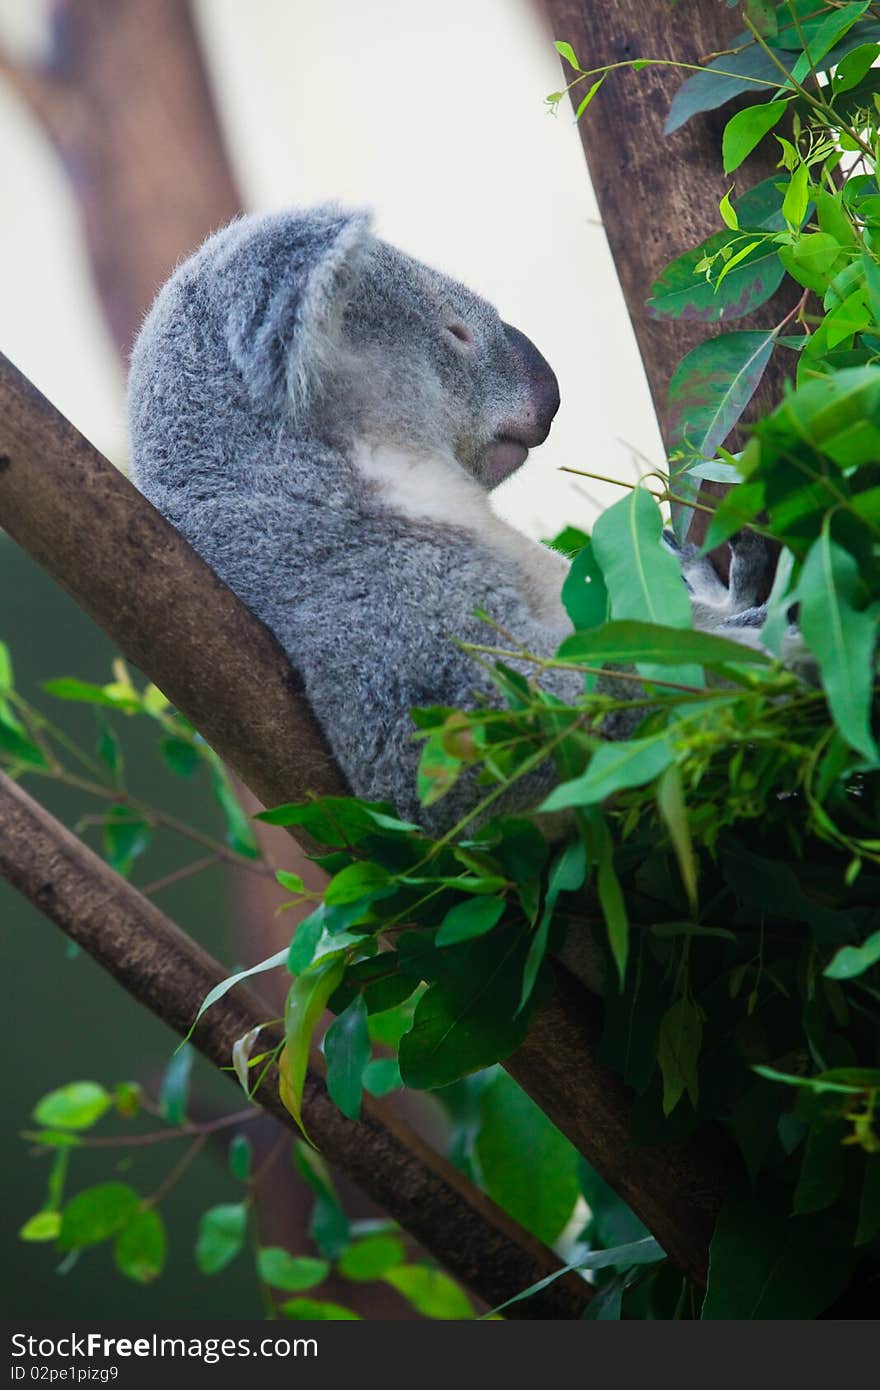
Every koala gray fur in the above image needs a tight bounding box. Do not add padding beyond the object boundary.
[128,206,779,833]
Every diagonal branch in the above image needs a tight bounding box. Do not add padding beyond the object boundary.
[0,350,735,1284]
[0,769,591,1319]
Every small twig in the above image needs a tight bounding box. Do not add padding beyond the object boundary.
[145,1133,209,1209]
[139,855,221,897]
[56,1106,260,1150]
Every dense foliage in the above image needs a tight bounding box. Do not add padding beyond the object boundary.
[3,0,878,1319]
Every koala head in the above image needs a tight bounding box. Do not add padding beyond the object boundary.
[205,206,560,489]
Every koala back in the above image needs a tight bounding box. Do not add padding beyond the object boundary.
[128,207,582,829]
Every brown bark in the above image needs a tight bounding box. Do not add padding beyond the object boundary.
[0,353,346,813]
[0,351,733,1285]
[0,0,241,358]
[507,974,736,1287]
[0,770,590,1319]
[541,0,798,554]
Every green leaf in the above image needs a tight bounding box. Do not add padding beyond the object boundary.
[719,187,739,230]
[824,929,880,980]
[114,1208,166,1284]
[210,765,260,859]
[554,39,580,70]
[191,947,289,1032]
[436,895,505,946]
[324,994,371,1120]
[383,1265,473,1319]
[778,232,845,294]
[790,2,870,83]
[754,1065,880,1096]
[584,810,629,985]
[19,1211,61,1243]
[43,677,141,712]
[287,903,366,975]
[280,954,347,1138]
[799,529,878,762]
[793,1120,848,1215]
[476,1073,579,1245]
[656,764,698,909]
[364,809,423,833]
[339,1234,405,1281]
[814,187,857,248]
[97,721,123,778]
[538,734,674,813]
[667,330,776,463]
[363,1056,402,1096]
[722,100,788,173]
[159,736,199,777]
[574,75,607,118]
[195,1203,248,1274]
[399,929,541,1089]
[557,619,770,667]
[417,728,464,806]
[325,861,392,905]
[159,1043,193,1125]
[0,641,12,694]
[256,796,389,845]
[648,234,785,325]
[561,539,609,629]
[228,1133,252,1181]
[832,41,880,93]
[280,1298,360,1320]
[667,21,880,132]
[256,1247,329,1292]
[275,869,305,894]
[58,1183,140,1251]
[33,1082,110,1132]
[102,805,152,878]
[0,711,48,769]
[519,838,586,1009]
[486,1237,664,1317]
[657,998,702,1115]
[592,487,698,685]
[782,163,810,227]
[702,1189,854,1318]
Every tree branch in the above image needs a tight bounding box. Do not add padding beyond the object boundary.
[0,769,591,1319]
[0,351,735,1285]
[541,0,798,562]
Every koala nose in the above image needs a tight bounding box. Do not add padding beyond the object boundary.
[500,322,561,446]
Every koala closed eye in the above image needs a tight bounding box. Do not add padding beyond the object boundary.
[446,322,474,347]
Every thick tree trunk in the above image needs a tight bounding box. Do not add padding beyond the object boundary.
[541,0,797,553]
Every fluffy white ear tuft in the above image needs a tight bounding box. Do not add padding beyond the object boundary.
[221,205,373,416]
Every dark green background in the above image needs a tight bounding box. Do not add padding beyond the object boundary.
[1,537,264,1317]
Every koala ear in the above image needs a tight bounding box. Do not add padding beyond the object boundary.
[222,205,373,414]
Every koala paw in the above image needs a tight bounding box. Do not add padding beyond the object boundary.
[664,529,772,649]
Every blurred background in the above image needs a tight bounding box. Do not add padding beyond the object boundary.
[0,0,658,1317]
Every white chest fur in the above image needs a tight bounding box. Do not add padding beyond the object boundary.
[351,440,570,630]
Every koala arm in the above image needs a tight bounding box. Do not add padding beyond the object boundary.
[172,488,587,830]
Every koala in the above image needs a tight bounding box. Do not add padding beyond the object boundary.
[127,206,777,832]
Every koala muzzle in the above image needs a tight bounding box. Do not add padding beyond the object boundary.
[499,322,561,447]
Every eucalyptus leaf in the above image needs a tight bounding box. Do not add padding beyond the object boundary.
[280,954,347,1137]
[667,330,777,463]
[799,529,878,762]
[324,994,371,1120]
